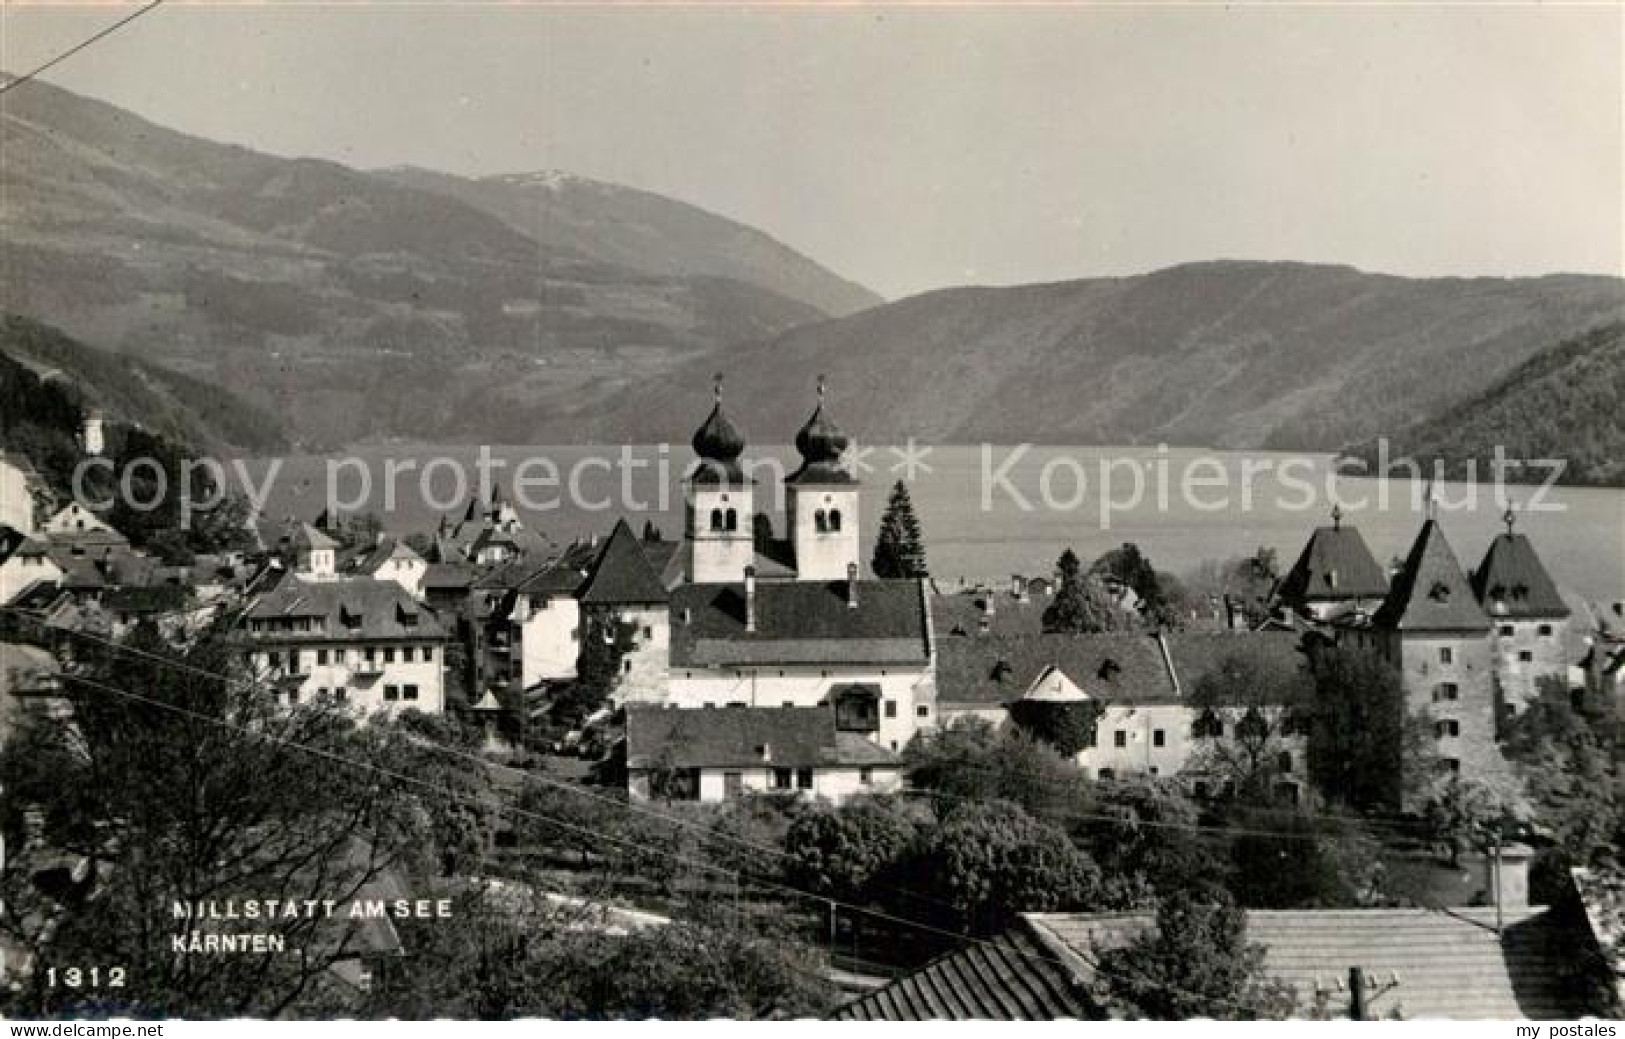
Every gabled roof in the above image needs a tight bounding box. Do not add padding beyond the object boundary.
[1161,631,1307,696]
[833,919,1090,1021]
[1277,524,1390,605]
[1022,665,1091,702]
[624,705,900,770]
[354,536,423,575]
[291,522,338,552]
[669,579,930,667]
[578,519,672,606]
[1373,520,1491,632]
[1024,905,1596,1020]
[932,589,1050,638]
[933,633,1177,706]
[1473,534,1570,620]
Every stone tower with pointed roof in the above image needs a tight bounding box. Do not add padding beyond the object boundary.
[786,378,861,581]
[686,377,756,583]
[1371,516,1502,794]
[1473,507,1572,708]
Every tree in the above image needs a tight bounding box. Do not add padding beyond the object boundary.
[1185,548,1280,627]
[1307,644,1434,812]
[871,480,928,578]
[1187,645,1313,804]
[1091,543,1183,629]
[910,802,1101,936]
[1419,773,1531,868]
[903,717,1093,832]
[556,611,636,726]
[1081,777,1222,908]
[1008,697,1104,758]
[1226,810,1383,909]
[1093,889,1297,1020]
[0,624,429,1018]
[783,795,923,903]
[1042,549,1124,634]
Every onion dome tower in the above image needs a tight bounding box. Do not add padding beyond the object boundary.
[786,377,862,582]
[685,375,754,583]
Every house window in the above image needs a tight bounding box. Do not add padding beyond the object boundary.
[710,509,725,531]
[725,509,738,531]
[384,685,400,701]
[772,768,792,790]
[795,768,814,790]
[915,705,930,719]
[317,649,329,666]
[1148,767,1159,777]
[1518,650,1533,663]
[1277,751,1293,774]
[1097,768,1116,781]
[1152,729,1166,748]
[885,700,897,718]
[1499,624,1515,637]
[404,685,419,701]
[860,767,873,786]
[1436,719,1460,739]
[1114,730,1127,748]
[422,647,433,662]
[268,651,281,672]
[384,647,396,663]
[334,688,348,703]
[1193,780,1210,799]
[643,626,653,640]
[365,648,377,663]
[1440,758,1461,775]
[1538,624,1553,637]
[828,509,842,532]
[1193,711,1223,739]
[1439,647,1454,665]
[1433,683,1459,702]
[723,772,743,799]
[402,646,414,662]
[623,659,633,674]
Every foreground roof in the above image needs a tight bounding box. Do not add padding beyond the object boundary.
[669,579,930,667]
[624,705,901,770]
[839,904,1599,1020]
[833,921,1089,1021]
[1373,520,1491,632]
[1472,533,1570,620]
[1277,523,1390,605]
[1024,906,1590,1020]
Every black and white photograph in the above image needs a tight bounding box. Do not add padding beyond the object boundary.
[0,0,1622,1026]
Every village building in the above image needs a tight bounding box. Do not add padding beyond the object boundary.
[0,449,39,535]
[933,629,1307,797]
[41,501,126,548]
[242,578,451,715]
[625,704,902,803]
[351,536,429,600]
[0,535,64,605]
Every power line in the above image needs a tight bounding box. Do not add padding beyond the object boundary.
[35,663,1283,1019]
[0,1,167,97]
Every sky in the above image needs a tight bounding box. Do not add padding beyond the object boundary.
[3,2,1621,300]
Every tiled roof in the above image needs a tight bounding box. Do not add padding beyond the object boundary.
[579,519,671,606]
[422,562,475,591]
[1027,905,1595,1020]
[669,579,930,667]
[932,589,1051,638]
[1161,631,1307,696]
[245,577,449,641]
[353,537,423,575]
[1373,520,1491,632]
[933,633,1177,706]
[832,920,1092,1020]
[624,705,900,770]
[1472,534,1570,620]
[1277,524,1390,605]
[102,584,190,615]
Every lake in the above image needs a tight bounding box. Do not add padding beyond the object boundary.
[231,444,1625,608]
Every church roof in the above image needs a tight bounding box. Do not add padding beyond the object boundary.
[669,579,930,667]
[787,398,857,486]
[1472,533,1570,620]
[1373,520,1491,632]
[690,390,748,484]
[578,519,671,606]
[1277,523,1390,605]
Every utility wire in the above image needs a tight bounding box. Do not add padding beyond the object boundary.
[0,1,167,97]
[42,665,1282,1018]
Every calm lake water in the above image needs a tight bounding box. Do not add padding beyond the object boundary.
[232,444,1625,608]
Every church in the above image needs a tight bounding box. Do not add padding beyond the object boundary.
[615,381,932,802]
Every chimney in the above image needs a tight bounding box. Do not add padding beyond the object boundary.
[1480,843,1533,921]
[982,593,996,617]
[682,606,692,627]
[758,742,772,763]
[847,563,859,609]
[744,565,757,632]
[1011,574,1026,601]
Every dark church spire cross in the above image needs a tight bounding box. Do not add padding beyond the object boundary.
[1331,503,1343,530]
[712,372,724,403]
[1504,501,1517,536]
